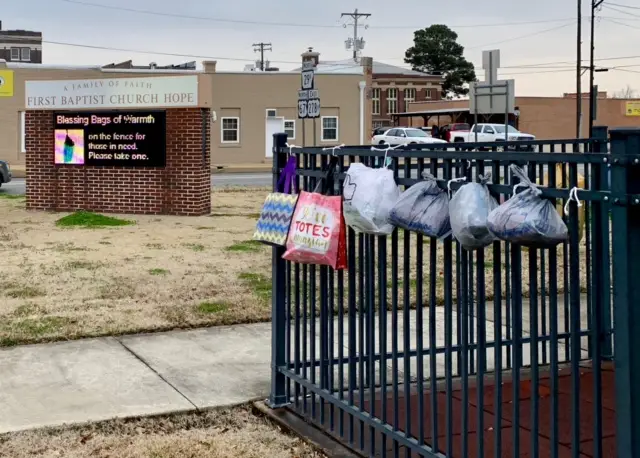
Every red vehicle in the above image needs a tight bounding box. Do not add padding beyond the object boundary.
[441,123,470,142]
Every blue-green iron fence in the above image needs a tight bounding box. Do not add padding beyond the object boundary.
[268,127,640,458]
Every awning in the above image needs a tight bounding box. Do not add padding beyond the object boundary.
[391,108,471,117]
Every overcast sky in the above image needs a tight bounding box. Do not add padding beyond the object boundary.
[4,0,640,96]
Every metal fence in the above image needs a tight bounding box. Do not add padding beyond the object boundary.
[268,127,640,458]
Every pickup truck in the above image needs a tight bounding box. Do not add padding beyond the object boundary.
[450,123,536,150]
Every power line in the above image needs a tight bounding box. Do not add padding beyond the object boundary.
[466,21,576,50]
[604,4,640,18]
[606,2,640,10]
[12,36,640,75]
[612,67,640,74]
[252,42,272,71]
[54,0,612,30]
[603,17,640,29]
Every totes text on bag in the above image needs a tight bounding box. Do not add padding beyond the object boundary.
[289,202,335,254]
[254,193,298,244]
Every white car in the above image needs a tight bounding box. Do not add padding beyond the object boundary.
[371,127,448,146]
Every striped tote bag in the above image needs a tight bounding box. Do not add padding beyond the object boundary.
[253,156,299,246]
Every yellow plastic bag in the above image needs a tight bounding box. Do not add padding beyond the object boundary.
[540,164,585,242]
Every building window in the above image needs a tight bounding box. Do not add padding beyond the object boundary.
[372,88,380,115]
[426,89,433,99]
[221,117,239,143]
[387,88,398,114]
[10,48,20,61]
[266,108,277,117]
[404,88,416,110]
[20,48,31,61]
[20,112,26,153]
[321,116,339,142]
[284,120,295,139]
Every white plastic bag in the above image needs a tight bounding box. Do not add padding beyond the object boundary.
[387,171,451,238]
[342,162,400,235]
[487,165,569,247]
[450,173,499,250]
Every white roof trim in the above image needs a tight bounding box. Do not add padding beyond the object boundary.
[101,68,200,74]
[6,62,101,70]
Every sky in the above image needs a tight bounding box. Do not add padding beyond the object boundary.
[3,0,640,96]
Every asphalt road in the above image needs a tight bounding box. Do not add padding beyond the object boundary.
[0,179,25,196]
[1,174,274,196]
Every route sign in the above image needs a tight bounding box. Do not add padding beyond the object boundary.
[307,98,321,118]
[297,100,308,119]
[301,70,314,90]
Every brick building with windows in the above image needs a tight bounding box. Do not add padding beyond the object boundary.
[0,22,42,64]
[369,61,442,129]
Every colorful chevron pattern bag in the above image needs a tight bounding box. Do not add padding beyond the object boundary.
[253,156,299,246]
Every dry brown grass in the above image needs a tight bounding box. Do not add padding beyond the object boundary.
[0,187,590,347]
[0,406,323,458]
[0,188,273,347]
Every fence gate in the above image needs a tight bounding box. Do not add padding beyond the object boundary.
[267,127,640,458]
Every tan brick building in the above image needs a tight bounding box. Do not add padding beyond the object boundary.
[0,56,372,166]
[402,94,640,139]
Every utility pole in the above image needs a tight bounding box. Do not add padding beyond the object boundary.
[252,42,272,71]
[341,9,370,61]
[576,0,582,139]
[589,0,605,139]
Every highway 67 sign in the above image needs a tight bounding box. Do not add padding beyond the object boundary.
[297,100,308,119]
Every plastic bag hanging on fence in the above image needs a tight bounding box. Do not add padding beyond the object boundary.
[486,164,569,247]
[387,171,452,238]
[342,161,400,236]
[449,173,499,250]
[283,156,347,270]
[253,155,299,246]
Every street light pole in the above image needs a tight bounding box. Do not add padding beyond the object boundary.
[577,0,582,139]
[589,0,604,139]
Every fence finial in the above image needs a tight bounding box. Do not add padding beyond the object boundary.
[564,186,584,216]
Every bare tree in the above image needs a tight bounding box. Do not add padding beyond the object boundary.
[613,85,638,99]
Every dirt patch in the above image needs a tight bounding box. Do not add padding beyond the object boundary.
[0,188,272,346]
[0,406,323,458]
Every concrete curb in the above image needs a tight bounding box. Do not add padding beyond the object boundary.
[9,167,270,178]
[253,401,359,458]
[211,166,271,174]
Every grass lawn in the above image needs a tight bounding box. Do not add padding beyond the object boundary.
[0,186,591,347]
[0,187,273,347]
[0,406,323,458]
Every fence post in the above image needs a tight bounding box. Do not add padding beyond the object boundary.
[268,132,289,409]
[590,126,613,360]
[610,127,640,458]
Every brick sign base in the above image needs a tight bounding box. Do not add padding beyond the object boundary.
[26,108,211,216]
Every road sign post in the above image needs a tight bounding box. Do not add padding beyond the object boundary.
[298,62,321,132]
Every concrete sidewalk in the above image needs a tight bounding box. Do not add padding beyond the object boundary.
[0,323,272,434]
[0,294,594,435]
